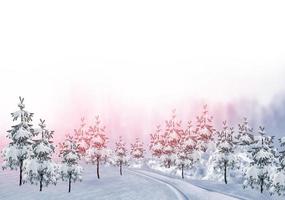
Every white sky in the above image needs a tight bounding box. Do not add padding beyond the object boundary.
[0,1,285,139]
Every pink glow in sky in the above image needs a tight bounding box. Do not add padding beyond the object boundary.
[1,1,285,146]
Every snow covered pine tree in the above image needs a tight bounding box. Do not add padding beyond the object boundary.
[149,125,164,160]
[234,117,255,149]
[161,109,183,168]
[244,126,276,193]
[176,121,200,179]
[192,105,215,177]
[230,117,255,180]
[270,136,285,195]
[85,115,108,179]
[74,117,89,157]
[2,97,34,186]
[279,137,285,170]
[130,137,144,165]
[194,105,215,152]
[59,134,83,193]
[212,121,236,184]
[114,136,128,176]
[24,119,57,191]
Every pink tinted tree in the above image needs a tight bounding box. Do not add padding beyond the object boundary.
[149,125,164,159]
[194,105,215,151]
[85,116,108,179]
[74,117,88,156]
[161,109,183,168]
[176,121,200,179]
[114,136,128,176]
[130,138,144,161]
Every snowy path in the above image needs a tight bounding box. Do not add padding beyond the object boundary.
[127,169,189,200]
[129,169,239,200]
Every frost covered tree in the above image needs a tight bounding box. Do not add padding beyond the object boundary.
[278,136,285,170]
[176,123,200,179]
[194,105,215,152]
[212,121,236,184]
[243,126,276,193]
[2,97,34,186]
[271,171,285,196]
[24,119,57,191]
[230,117,255,180]
[234,118,255,148]
[114,136,128,176]
[191,105,215,178]
[270,137,285,195]
[149,125,164,159]
[85,115,108,179]
[161,109,183,168]
[74,117,89,156]
[130,138,144,164]
[58,135,83,193]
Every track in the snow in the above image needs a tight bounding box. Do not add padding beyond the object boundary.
[187,182,248,200]
[130,169,246,200]
[127,169,190,200]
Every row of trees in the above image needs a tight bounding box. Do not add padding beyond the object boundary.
[2,97,285,196]
[149,106,285,196]
[1,97,144,192]
[73,117,144,178]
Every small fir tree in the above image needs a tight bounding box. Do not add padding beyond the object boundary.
[243,126,276,193]
[114,136,128,176]
[59,135,83,193]
[270,137,285,195]
[278,137,285,170]
[161,109,183,168]
[176,123,200,179]
[212,121,236,184]
[149,125,164,159]
[74,117,89,156]
[234,117,255,148]
[2,97,34,186]
[85,116,108,179]
[130,138,144,164]
[194,105,215,152]
[24,119,57,191]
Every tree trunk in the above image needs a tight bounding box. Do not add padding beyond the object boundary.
[181,164,184,179]
[224,161,227,184]
[97,157,100,179]
[68,173,71,193]
[120,161,122,176]
[19,160,23,186]
[40,173,43,192]
[260,177,264,193]
[167,160,171,168]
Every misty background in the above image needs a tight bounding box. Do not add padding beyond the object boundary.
[1,1,285,145]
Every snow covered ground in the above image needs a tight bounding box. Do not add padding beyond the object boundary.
[135,168,284,200]
[0,165,283,200]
